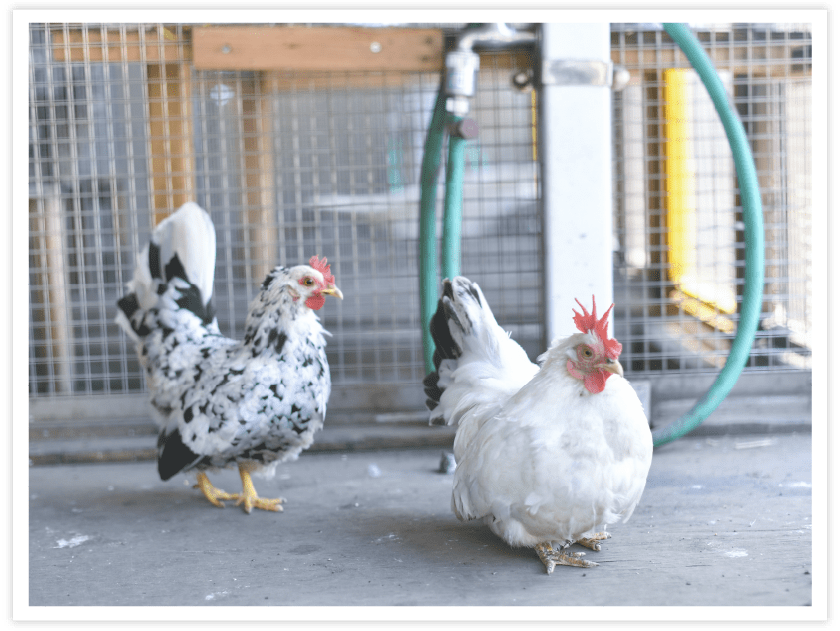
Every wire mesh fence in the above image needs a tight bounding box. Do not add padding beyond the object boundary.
[28,23,541,408]
[611,22,812,376]
[28,22,811,421]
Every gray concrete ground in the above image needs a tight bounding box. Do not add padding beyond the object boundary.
[28,432,812,608]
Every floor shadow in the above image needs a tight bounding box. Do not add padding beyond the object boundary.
[349,507,538,567]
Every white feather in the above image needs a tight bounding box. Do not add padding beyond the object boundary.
[151,201,216,306]
[436,277,653,552]
[431,278,540,460]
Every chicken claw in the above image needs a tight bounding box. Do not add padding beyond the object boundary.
[194,472,239,508]
[195,468,285,513]
[234,465,285,514]
[577,531,612,551]
[535,542,598,574]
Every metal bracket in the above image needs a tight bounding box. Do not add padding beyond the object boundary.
[541,59,630,91]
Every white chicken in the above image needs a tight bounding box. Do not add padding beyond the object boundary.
[116,202,342,513]
[424,277,652,573]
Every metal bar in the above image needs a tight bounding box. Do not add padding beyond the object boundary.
[539,23,614,342]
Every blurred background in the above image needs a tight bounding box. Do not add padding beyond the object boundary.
[27,22,812,459]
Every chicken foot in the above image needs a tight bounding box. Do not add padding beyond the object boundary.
[535,542,598,574]
[194,466,285,513]
[577,531,612,551]
[194,472,240,508]
[233,464,285,514]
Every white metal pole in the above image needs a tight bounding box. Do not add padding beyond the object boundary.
[539,23,614,341]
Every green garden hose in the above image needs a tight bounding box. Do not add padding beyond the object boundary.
[419,84,448,373]
[442,117,467,283]
[652,23,765,446]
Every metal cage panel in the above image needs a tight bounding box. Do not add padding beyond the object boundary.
[611,23,812,376]
[28,23,542,413]
[28,22,812,424]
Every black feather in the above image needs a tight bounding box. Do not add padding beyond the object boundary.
[175,284,215,325]
[423,371,445,407]
[261,268,280,290]
[146,251,215,326]
[429,308,460,364]
[116,293,152,337]
[148,242,162,280]
[117,293,139,320]
[266,329,287,354]
[164,252,188,283]
[423,279,466,411]
[157,429,202,481]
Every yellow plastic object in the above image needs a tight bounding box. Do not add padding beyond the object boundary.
[664,68,737,317]
[664,69,697,286]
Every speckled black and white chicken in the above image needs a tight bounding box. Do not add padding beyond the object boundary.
[424,277,652,573]
[116,202,342,513]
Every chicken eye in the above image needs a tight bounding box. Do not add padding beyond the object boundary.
[302,278,314,286]
[580,346,594,359]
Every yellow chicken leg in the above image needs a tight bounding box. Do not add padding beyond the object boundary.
[194,472,239,508]
[535,542,598,574]
[233,463,285,514]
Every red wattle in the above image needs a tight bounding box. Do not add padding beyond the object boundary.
[305,293,325,311]
[583,369,611,394]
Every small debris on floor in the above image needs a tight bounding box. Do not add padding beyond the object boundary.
[735,438,776,450]
[438,452,456,474]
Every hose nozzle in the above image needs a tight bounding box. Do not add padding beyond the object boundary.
[445,49,480,116]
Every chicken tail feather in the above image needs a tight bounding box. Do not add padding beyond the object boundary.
[424,277,538,427]
[116,202,217,340]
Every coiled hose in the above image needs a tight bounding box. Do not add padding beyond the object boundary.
[652,23,764,447]
[418,23,764,447]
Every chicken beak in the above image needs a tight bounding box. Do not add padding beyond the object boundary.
[603,358,624,378]
[321,285,344,300]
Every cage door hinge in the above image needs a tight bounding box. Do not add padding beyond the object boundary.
[540,59,630,91]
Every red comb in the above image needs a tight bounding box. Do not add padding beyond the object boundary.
[308,256,335,286]
[573,296,622,359]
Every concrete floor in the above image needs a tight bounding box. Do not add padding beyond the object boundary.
[27,432,813,611]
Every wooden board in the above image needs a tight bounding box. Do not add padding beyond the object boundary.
[50,25,188,63]
[192,25,443,72]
